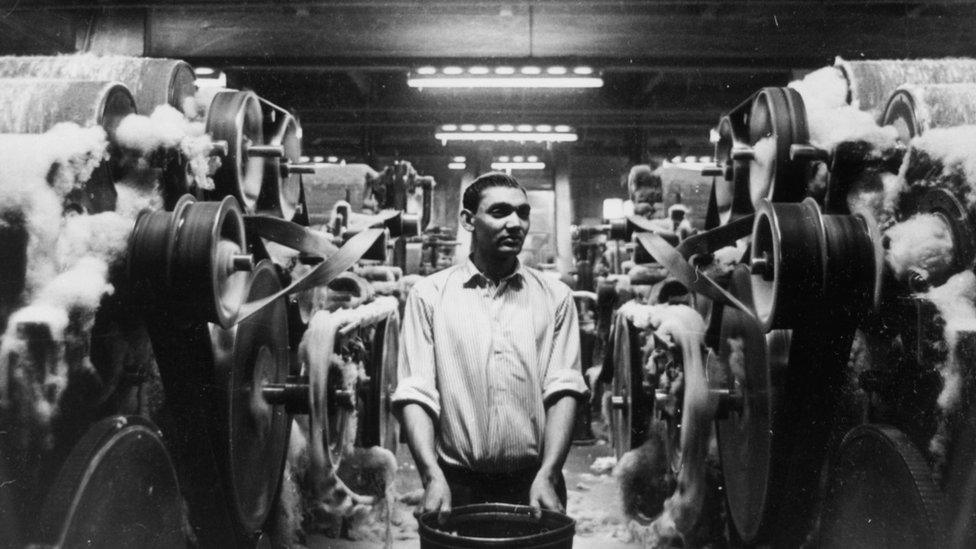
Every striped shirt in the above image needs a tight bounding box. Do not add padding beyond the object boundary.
[392,259,588,473]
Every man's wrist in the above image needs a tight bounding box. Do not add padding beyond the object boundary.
[419,463,446,485]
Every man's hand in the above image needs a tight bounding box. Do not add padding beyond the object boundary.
[416,469,452,524]
[529,469,564,515]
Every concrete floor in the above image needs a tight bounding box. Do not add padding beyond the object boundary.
[312,439,644,548]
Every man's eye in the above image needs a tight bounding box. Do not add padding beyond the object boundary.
[516,205,531,219]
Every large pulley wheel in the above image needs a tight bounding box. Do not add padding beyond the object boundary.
[34,416,185,548]
[170,196,251,328]
[259,114,304,221]
[713,266,790,543]
[210,260,291,537]
[818,424,945,549]
[750,198,881,332]
[609,314,650,461]
[710,114,754,228]
[207,91,266,212]
[715,266,855,545]
[748,87,809,209]
[359,311,401,453]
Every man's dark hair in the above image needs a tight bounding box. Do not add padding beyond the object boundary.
[462,172,525,212]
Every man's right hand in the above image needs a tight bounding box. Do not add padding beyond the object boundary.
[416,470,452,524]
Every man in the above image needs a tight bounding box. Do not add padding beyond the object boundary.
[392,172,588,522]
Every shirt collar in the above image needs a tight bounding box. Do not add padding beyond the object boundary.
[461,257,525,288]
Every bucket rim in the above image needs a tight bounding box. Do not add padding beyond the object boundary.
[418,503,575,547]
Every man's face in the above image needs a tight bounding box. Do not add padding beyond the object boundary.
[462,186,530,259]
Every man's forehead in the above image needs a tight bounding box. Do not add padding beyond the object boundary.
[479,186,527,209]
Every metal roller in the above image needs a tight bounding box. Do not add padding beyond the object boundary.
[705,113,755,228]
[747,87,811,210]
[817,424,945,549]
[749,198,880,332]
[0,56,196,116]
[714,266,852,546]
[0,79,136,213]
[207,90,280,213]
[835,57,976,118]
[0,79,135,139]
[33,416,185,548]
[882,83,976,144]
[209,260,291,538]
[258,113,307,221]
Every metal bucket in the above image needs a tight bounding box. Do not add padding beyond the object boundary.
[418,504,575,549]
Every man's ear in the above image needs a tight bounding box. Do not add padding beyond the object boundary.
[459,209,474,232]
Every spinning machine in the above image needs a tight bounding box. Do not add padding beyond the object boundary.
[586,58,976,547]
[0,55,409,547]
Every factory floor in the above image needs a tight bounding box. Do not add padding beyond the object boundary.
[312,439,643,548]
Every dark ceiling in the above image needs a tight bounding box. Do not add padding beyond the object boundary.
[5,1,976,161]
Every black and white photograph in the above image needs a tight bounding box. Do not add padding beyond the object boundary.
[0,1,974,547]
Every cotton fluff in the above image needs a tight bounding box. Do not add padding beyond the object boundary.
[921,270,976,413]
[884,214,955,282]
[788,66,849,112]
[905,126,976,210]
[56,212,134,270]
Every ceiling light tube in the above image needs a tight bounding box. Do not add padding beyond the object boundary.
[448,162,467,170]
[408,66,603,88]
[436,131,578,143]
[491,161,547,170]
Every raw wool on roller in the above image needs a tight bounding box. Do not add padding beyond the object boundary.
[0,124,109,198]
[56,212,134,271]
[835,57,976,117]
[789,66,849,112]
[900,125,976,212]
[884,213,954,282]
[901,83,976,132]
[114,182,163,219]
[806,105,899,152]
[115,106,218,192]
[920,270,976,414]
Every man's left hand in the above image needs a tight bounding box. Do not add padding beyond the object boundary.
[528,469,564,515]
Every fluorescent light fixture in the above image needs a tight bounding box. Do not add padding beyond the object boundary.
[327,156,339,163]
[699,156,712,163]
[442,124,458,131]
[479,124,496,131]
[449,162,466,170]
[498,156,510,162]
[512,155,524,162]
[527,155,538,162]
[535,124,552,132]
[554,125,571,133]
[517,124,533,132]
[436,132,578,143]
[194,66,215,76]
[491,161,547,170]
[408,65,603,88]
[313,156,325,162]
[460,124,477,132]
[299,155,310,162]
[452,156,466,162]
[498,124,515,131]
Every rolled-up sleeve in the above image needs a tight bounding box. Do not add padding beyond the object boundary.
[542,292,589,404]
[391,285,441,418]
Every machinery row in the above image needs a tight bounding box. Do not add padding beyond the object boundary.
[575,58,976,547]
[0,55,446,547]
